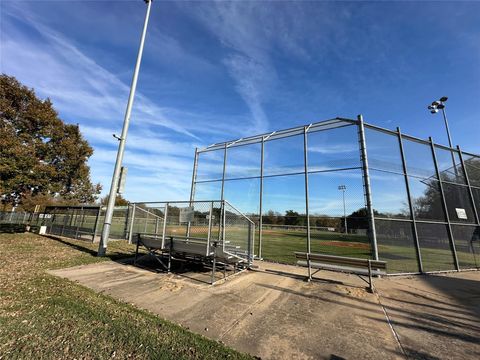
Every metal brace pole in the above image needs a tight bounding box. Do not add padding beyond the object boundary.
[303,126,311,254]
[430,137,460,270]
[358,115,379,260]
[397,128,423,273]
[258,136,265,259]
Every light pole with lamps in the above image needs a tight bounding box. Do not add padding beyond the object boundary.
[427,96,458,176]
[428,96,453,149]
[338,185,347,234]
[98,0,153,256]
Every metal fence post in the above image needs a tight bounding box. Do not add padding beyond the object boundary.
[128,203,136,244]
[92,207,101,243]
[457,146,480,225]
[80,210,86,239]
[61,209,68,236]
[258,136,265,259]
[154,217,159,236]
[75,207,82,239]
[357,115,379,260]
[220,143,227,201]
[222,201,226,242]
[248,221,253,266]
[397,128,423,272]
[218,201,223,241]
[123,205,130,239]
[304,125,311,254]
[188,148,199,238]
[144,212,148,233]
[207,201,213,250]
[189,148,199,203]
[430,138,460,270]
[161,203,169,249]
[48,207,56,235]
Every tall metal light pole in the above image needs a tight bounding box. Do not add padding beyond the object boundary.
[98,0,153,256]
[427,96,457,176]
[338,185,347,234]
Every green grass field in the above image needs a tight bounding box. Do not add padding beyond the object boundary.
[259,228,370,264]
[0,233,253,359]
[41,215,479,275]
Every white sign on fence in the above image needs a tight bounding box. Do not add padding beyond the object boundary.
[179,207,194,223]
[455,208,468,220]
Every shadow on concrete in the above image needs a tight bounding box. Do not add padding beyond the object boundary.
[263,267,349,286]
[372,273,480,359]
[45,235,137,262]
[46,234,224,285]
[329,355,346,360]
[257,275,480,358]
[133,255,225,285]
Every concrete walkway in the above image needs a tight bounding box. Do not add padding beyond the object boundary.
[49,261,480,360]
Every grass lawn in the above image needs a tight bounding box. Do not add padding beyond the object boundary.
[0,232,253,360]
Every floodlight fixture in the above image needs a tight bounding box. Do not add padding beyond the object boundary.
[427,95,456,175]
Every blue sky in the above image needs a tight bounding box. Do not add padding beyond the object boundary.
[1,0,480,211]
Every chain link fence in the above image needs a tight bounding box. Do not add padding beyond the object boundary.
[2,116,479,275]
[128,200,254,265]
[192,117,480,274]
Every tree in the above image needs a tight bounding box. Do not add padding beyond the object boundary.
[285,210,300,226]
[100,194,129,207]
[262,210,282,225]
[0,74,101,211]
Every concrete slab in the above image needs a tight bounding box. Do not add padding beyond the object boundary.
[50,261,403,360]
[375,272,480,360]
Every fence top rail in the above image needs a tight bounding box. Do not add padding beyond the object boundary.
[364,122,480,156]
[194,116,479,157]
[130,200,223,205]
[44,205,101,210]
[198,117,357,152]
[224,200,256,226]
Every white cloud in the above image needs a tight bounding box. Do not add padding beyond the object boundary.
[309,144,358,154]
[185,2,281,134]
[1,2,197,138]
